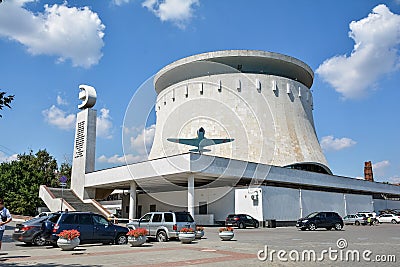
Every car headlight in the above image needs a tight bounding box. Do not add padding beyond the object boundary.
[302,220,308,223]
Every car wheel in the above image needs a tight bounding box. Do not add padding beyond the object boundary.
[391,219,398,224]
[355,221,360,226]
[254,221,259,228]
[157,230,168,242]
[32,235,46,246]
[238,222,245,229]
[115,233,127,245]
[334,223,342,230]
[308,223,316,231]
[300,227,306,231]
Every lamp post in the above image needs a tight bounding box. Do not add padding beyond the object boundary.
[59,176,68,211]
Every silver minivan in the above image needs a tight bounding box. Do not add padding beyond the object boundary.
[127,211,196,242]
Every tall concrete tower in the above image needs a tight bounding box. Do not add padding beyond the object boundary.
[71,85,97,199]
[149,50,331,174]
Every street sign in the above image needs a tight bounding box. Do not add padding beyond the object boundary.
[59,176,68,183]
[60,183,67,187]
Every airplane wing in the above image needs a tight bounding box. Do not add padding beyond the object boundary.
[200,138,234,147]
[167,138,200,147]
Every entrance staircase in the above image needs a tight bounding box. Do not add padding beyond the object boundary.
[39,185,110,216]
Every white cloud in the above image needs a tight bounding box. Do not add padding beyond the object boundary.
[98,154,146,164]
[142,0,199,28]
[0,1,105,68]
[316,4,400,99]
[42,105,76,130]
[96,108,113,139]
[0,151,18,163]
[113,0,133,5]
[372,160,390,177]
[372,160,390,170]
[43,102,113,139]
[388,176,400,184]
[56,95,68,106]
[130,124,156,155]
[320,135,357,151]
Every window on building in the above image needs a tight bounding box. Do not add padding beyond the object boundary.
[150,204,156,212]
[199,202,208,215]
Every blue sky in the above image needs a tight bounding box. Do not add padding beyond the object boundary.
[0,0,399,183]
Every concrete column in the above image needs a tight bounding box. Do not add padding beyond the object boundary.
[129,181,137,221]
[188,174,195,217]
[299,188,303,218]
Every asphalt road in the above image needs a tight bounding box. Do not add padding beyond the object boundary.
[1,221,399,266]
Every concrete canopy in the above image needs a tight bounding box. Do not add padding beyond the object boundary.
[85,153,400,197]
[154,50,315,94]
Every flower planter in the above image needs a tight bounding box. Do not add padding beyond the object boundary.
[57,237,80,251]
[195,230,204,239]
[178,232,196,244]
[128,235,146,247]
[219,231,234,241]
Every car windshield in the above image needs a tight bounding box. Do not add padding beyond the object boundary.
[305,212,319,218]
[175,213,194,222]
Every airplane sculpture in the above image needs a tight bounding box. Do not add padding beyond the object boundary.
[167,127,234,153]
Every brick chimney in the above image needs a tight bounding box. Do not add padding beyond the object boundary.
[364,161,374,182]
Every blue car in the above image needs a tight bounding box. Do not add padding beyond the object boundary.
[43,212,129,245]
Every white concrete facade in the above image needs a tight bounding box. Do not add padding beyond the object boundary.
[71,108,97,199]
[122,185,378,224]
[149,50,330,174]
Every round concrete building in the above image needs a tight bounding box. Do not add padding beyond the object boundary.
[149,50,331,174]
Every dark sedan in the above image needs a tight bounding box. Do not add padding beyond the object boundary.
[13,213,59,246]
[225,214,259,229]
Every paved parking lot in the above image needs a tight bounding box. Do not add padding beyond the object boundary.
[1,222,399,266]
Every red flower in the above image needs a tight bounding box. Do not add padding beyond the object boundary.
[57,229,80,240]
[126,228,148,238]
[219,227,234,232]
[180,227,194,233]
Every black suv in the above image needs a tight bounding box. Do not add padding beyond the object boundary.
[296,212,343,231]
[225,214,259,229]
[43,212,129,245]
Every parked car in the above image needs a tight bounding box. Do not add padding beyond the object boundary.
[343,214,367,225]
[43,212,129,245]
[13,213,59,246]
[377,214,400,224]
[127,211,196,242]
[225,214,259,229]
[357,212,377,218]
[296,212,344,231]
[34,212,53,218]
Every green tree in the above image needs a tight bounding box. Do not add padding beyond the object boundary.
[0,149,71,215]
[0,91,14,118]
